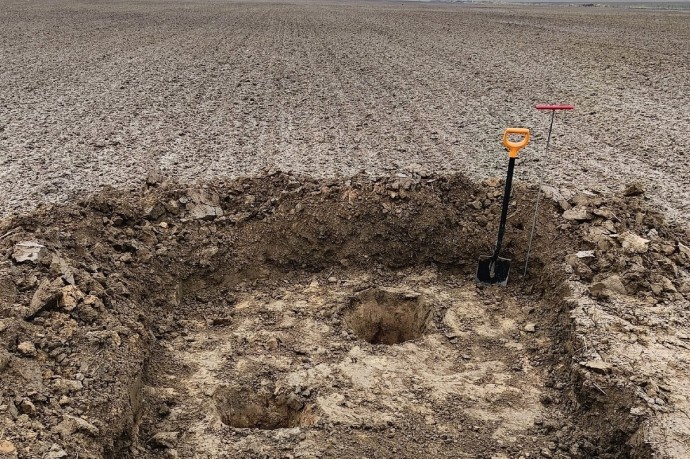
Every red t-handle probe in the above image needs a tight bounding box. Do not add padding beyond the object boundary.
[524,103,574,277]
[535,104,574,111]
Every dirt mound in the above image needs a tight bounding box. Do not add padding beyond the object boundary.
[0,172,688,458]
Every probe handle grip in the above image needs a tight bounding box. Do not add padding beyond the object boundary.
[535,104,574,110]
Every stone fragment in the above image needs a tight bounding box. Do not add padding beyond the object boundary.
[566,257,593,280]
[12,242,49,264]
[679,242,690,257]
[571,191,596,207]
[659,277,676,293]
[485,176,501,187]
[679,281,690,294]
[55,415,100,437]
[17,341,37,357]
[27,278,64,319]
[187,189,223,220]
[524,323,536,333]
[563,207,592,221]
[53,378,84,394]
[592,208,615,219]
[600,275,628,295]
[623,181,646,196]
[620,231,650,254]
[0,440,17,456]
[630,407,646,416]
[576,250,595,258]
[582,360,612,374]
[60,285,84,311]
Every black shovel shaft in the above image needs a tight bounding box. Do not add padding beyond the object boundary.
[492,157,515,260]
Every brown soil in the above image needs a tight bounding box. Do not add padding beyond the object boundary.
[1,172,688,458]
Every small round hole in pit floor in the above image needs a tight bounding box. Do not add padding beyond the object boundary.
[214,385,307,430]
[345,288,431,345]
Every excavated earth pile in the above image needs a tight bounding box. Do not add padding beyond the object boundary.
[0,172,689,459]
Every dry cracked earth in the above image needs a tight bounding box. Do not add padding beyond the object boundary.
[1,2,690,459]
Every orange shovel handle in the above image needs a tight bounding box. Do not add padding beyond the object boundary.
[502,128,530,158]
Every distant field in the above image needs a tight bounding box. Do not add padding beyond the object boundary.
[1,0,689,221]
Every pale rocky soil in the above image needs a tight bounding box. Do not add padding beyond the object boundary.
[0,1,689,220]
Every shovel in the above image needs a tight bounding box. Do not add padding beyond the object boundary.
[476,127,531,286]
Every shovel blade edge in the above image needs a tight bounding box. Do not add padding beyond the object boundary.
[476,256,511,286]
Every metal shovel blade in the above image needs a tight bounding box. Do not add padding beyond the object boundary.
[476,255,511,286]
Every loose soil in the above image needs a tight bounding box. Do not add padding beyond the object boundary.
[1,173,689,458]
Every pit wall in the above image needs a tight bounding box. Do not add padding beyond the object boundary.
[2,172,686,458]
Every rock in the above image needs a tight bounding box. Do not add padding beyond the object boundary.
[469,200,483,210]
[146,170,164,187]
[563,207,592,222]
[60,285,84,311]
[0,349,10,371]
[524,323,536,333]
[485,176,501,187]
[571,191,597,207]
[566,256,593,280]
[630,407,646,416]
[12,241,49,264]
[266,337,280,350]
[144,201,166,220]
[660,276,677,293]
[679,242,690,257]
[27,278,64,319]
[0,440,17,456]
[150,431,179,449]
[623,181,646,197]
[187,189,223,220]
[589,282,611,300]
[575,250,595,258]
[53,378,84,394]
[17,341,37,357]
[55,415,100,437]
[582,360,612,374]
[558,199,571,211]
[679,280,690,294]
[592,208,615,219]
[620,231,650,254]
[600,275,628,295]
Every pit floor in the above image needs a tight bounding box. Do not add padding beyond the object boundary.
[135,268,578,459]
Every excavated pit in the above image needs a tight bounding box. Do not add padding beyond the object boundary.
[213,385,309,430]
[344,288,431,345]
[1,173,686,459]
